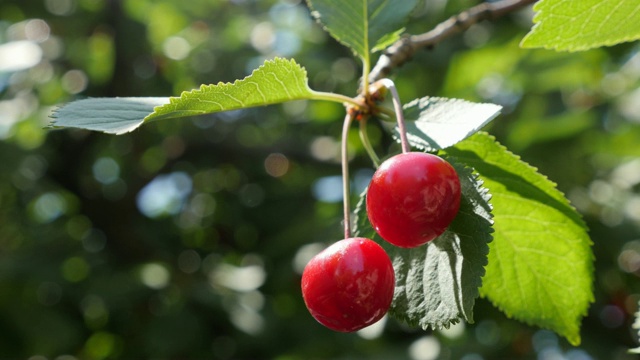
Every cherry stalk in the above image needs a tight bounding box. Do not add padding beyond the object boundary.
[365,79,461,248]
[378,78,410,154]
[358,116,381,167]
[341,112,355,239]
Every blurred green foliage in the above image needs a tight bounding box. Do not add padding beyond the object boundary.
[1,0,640,359]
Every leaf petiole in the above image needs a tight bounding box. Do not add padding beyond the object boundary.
[309,90,366,110]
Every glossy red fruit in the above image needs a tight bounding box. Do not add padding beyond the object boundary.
[366,152,461,248]
[301,237,395,332]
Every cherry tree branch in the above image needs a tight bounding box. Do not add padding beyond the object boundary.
[369,0,538,83]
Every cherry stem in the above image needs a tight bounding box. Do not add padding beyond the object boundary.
[358,116,381,167]
[341,112,355,239]
[379,78,410,153]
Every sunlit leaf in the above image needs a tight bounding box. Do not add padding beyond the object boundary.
[354,158,493,329]
[146,58,316,122]
[521,0,640,51]
[394,97,502,152]
[446,132,593,345]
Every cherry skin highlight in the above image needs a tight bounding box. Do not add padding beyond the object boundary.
[301,237,395,332]
[366,152,461,248]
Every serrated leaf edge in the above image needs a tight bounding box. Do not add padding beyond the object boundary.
[145,57,313,122]
[520,0,640,51]
[463,132,594,346]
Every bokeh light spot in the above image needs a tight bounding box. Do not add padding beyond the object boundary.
[188,193,216,218]
[229,306,264,335]
[409,336,441,360]
[84,332,118,360]
[312,175,343,203]
[532,329,558,353]
[178,249,202,274]
[273,30,300,56]
[0,41,42,72]
[310,136,340,162]
[292,242,325,274]
[61,69,88,94]
[565,349,593,360]
[82,228,107,253]
[618,240,640,273]
[25,19,51,42]
[238,183,265,208]
[61,256,90,283]
[31,191,67,223]
[163,36,191,60]
[600,305,625,328]
[92,157,120,185]
[211,263,265,292]
[264,153,289,177]
[45,0,76,16]
[357,315,387,340]
[81,295,109,328]
[475,320,501,346]
[439,321,465,339]
[140,263,170,290]
[331,58,357,83]
[250,22,275,53]
[136,172,192,218]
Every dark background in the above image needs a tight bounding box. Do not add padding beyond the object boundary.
[1,0,639,358]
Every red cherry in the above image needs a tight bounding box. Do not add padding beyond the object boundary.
[301,237,395,332]
[366,152,461,248]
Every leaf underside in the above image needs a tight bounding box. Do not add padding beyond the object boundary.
[446,132,594,346]
[394,97,502,152]
[354,158,493,330]
[521,0,640,51]
[49,58,314,134]
[49,97,168,135]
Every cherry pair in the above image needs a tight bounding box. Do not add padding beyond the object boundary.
[301,152,461,332]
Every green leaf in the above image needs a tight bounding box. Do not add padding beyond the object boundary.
[49,58,329,134]
[146,57,316,122]
[445,132,593,345]
[394,97,502,152]
[521,0,640,51]
[354,158,493,329]
[306,0,418,60]
[49,97,169,135]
